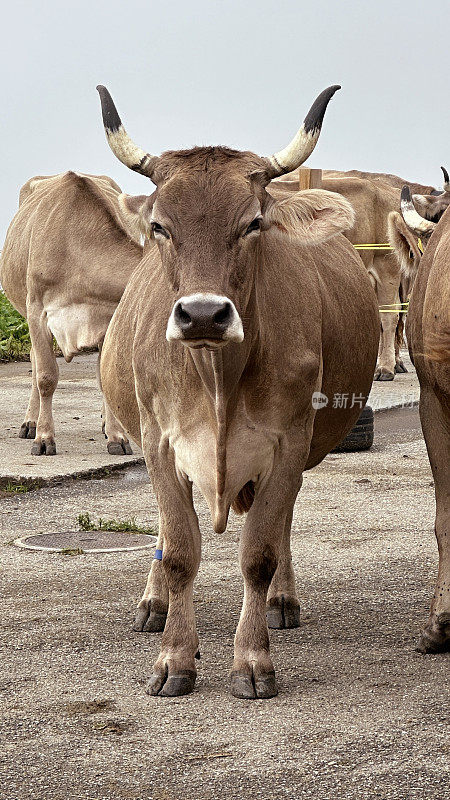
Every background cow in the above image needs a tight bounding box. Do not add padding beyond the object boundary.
[389,187,450,653]
[273,168,442,381]
[96,83,379,699]
[0,172,143,455]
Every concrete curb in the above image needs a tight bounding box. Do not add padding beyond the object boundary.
[0,456,145,493]
[372,399,419,414]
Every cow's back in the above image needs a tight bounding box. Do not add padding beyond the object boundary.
[1,171,142,320]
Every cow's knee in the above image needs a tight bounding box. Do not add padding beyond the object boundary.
[37,371,57,397]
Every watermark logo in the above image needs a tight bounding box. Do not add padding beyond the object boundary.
[312,391,329,410]
[312,390,418,411]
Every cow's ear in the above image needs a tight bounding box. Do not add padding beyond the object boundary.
[118,193,155,238]
[387,211,421,284]
[263,189,355,244]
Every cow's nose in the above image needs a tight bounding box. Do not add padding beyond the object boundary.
[166,293,244,344]
[174,298,233,338]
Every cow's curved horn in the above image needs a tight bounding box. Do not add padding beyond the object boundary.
[441,165,450,192]
[96,85,159,179]
[401,186,436,235]
[267,85,341,177]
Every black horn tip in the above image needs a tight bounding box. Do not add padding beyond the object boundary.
[401,185,412,203]
[96,85,122,133]
[303,85,341,134]
[441,165,449,183]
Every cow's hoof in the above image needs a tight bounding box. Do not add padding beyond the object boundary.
[395,360,408,374]
[133,599,167,633]
[266,596,300,629]
[19,421,36,440]
[230,670,278,700]
[374,368,395,381]
[416,614,450,654]
[107,440,133,456]
[146,669,196,697]
[31,438,56,456]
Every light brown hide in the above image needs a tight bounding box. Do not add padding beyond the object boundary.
[404,208,450,653]
[0,172,143,454]
[100,146,379,699]
[272,169,417,380]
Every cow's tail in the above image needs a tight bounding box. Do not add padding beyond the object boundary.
[232,481,255,514]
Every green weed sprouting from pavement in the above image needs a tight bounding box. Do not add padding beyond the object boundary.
[4,482,31,494]
[60,547,85,556]
[77,512,153,535]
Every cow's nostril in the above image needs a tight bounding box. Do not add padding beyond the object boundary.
[175,303,192,328]
[213,303,231,327]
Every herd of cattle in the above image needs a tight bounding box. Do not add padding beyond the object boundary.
[1,85,448,698]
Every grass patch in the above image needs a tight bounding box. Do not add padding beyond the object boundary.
[0,293,31,362]
[4,481,32,494]
[77,512,153,535]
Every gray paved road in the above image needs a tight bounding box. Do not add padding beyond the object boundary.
[1,407,449,800]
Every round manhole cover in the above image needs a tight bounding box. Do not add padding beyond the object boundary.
[14,530,157,554]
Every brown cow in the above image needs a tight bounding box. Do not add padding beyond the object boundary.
[96,84,379,699]
[272,170,409,379]
[389,188,450,653]
[275,168,445,380]
[0,172,143,455]
[324,168,439,195]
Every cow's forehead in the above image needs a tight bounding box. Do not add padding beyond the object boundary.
[153,161,264,223]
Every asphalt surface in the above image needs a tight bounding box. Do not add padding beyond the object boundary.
[1,405,449,800]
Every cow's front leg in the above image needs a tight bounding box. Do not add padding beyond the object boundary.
[141,435,201,697]
[266,507,301,629]
[231,446,306,700]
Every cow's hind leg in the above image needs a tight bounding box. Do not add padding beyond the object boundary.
[133,528,168,632]
[27,304,58,455]
[19,347,40,440]
[417,388,450,653]
[374,279,399,381]
[266,507,301,629]
[96,349,132,455]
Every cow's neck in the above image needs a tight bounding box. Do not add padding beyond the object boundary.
[188,286,259,533]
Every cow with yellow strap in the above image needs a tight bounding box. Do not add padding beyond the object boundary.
[271,170,441,379]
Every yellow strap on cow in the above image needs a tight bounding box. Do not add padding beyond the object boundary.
[378,302,409,314]
[354,243,394,250]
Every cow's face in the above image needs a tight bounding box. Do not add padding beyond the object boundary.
[388,185,438,295]
[120,152,354,348]
[97,83,353,348]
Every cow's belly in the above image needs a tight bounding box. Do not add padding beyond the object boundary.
[169,420,277,521]
[46,302,117,361]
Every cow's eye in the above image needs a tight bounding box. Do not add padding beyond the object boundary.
[243,217,262,236]
[151,221,169,239]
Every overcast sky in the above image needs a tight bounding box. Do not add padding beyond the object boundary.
[1,0,449,241]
